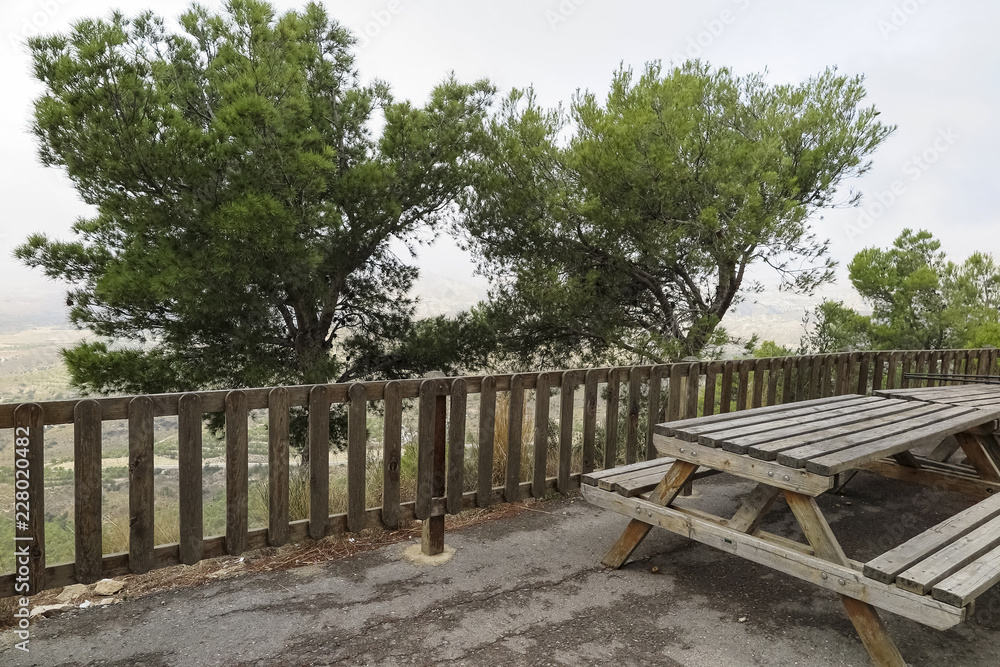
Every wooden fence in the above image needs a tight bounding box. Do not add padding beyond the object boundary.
[2,347,998,596]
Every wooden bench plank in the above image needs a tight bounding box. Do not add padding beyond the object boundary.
[932,543,1000,607]
[582,457,675,485]
[691,396,886,446]
[863,492,1000,584]
[720,399,926,454]
[654,394,860,436]
[764,403,951,464]
[805,407,997,476]
[895,514,1000,595]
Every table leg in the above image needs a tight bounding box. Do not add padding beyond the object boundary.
[956,433,1000,482]
[785,491,906,667]
[728,483,781,533]
[600,460,698,568]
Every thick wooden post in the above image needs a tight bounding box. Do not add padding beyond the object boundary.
[421,380,447,556]
[74,400,102,583]
[14,403,45,594]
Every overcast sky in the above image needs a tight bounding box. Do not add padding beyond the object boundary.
[1,0,997,320]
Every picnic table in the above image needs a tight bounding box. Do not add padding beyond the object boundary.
[582,387,1000,667]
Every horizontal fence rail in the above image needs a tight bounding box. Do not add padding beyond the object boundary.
[1,347,997,596]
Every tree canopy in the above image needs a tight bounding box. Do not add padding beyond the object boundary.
[459,61,893,366]
[16,0,494,397]
[805,229,1000,352]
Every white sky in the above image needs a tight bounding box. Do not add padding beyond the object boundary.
[1,0,997,320]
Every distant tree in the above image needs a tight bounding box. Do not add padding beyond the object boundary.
[16,0,494,408]
[459,61,893,367]
[804,229,1000,352]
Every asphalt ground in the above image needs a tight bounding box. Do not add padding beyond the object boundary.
[3,471,999,666]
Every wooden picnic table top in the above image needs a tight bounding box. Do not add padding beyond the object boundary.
[653,393,1000,481]
[875,383,1000,408]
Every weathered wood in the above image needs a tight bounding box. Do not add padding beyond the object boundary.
[752,358,767,408]
[448,379,467,513]
[533,372,551,498]
[864,492,1000,584]
[477,376,497,507]
[599,460,699,568]
[809,355,823,399]
[737,360,750,411]
[559,371,575,493]
[685,363,700,421]
[382,381,403,526]
[698,397,890,450]
[857,353,872,396]
[128,396,155,574]
[74,400,102,583]
[957,432,1000,482]
[886,351,900,389]
[604,368,621,469]
[14,403,46,593]
[805,407,998,476]
[654,435,835,496]
[720,361,734,413]
[656,394,859,437]
[896,514,1000,595]
[667,363,683,422]
[796,355,810,401]
[872,352,888,392]
[582,487,965,631]
[347,383,368,532]
[308,385,330,539]
[178,393,204,561]
[422,384,448,555]
[583,457,678,486]
[505,374,526,502]
[932,543,1000,607]
[416,380,437,520]
[728,483,781,534]
[626,367,642,464]
[266,388,289,546]
[761,403,953,463]
[781,357,795,404]
[766,358,780,406]
[727,399,927,456]
[225,390,249,556]
[702,363,717,416]
[582,369,598,473]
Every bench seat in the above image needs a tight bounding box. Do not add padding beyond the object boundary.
[864,492,1000,607]
[581,458,718,497]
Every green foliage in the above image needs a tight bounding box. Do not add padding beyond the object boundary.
[751,339,795,358]
[460,61,892,367]
[16,1,494,408]
[805,229,1000,351]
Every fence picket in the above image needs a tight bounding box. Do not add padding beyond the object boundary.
[178,394,204,561]
[15,403,45,593]
[74,400,102,583]
[347,383,367,532]
[308,385,330,539]
[626,367,642,464]
[382,381,403,525]
[505,374,526,502]
[225,390,248,556]
[477,376,497,507]
[720,361,734,412]
[647,366,665,456]
[128,396,154,574]
[582,370,598,473]
[559,371,575,492]
[448,379,467,513]
[266,388,289,546]
[604,368,621,469]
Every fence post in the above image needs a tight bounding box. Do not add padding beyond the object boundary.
[421,376,448,556]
